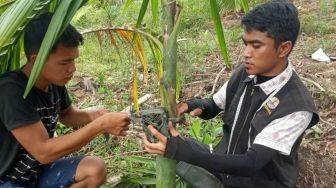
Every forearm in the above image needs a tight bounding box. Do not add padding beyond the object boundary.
[60,109,91,128]
[59,106,105,128]
[39,120,104,163]
[165,136,277,176]
[12,119,105,164]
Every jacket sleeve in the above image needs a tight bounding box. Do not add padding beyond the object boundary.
[164,136,278,177]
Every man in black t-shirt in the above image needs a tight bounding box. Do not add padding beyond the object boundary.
[0,13,130,187]
[143,1,319,188]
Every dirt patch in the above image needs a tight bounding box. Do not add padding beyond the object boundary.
[297,146,336,188]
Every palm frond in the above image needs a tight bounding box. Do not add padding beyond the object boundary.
[0,0,52,75]
[0,0,15,15]
[81,27,163,111]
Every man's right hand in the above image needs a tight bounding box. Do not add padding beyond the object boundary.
[176,102,203,117]
[98,112,130,136]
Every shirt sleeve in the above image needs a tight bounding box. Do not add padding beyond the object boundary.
[0,83,40,130]
[212,81,228,110]
[253,111,312,155]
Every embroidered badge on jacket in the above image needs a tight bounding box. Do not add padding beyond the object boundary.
[264,97,280,115]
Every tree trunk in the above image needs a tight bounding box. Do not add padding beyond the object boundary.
[156,0,181,187]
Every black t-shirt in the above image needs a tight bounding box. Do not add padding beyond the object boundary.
[0,69,71,183]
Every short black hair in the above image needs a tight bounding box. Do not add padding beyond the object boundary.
[241,0,300,50]
[24,13,83,60]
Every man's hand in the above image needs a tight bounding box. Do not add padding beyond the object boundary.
[176,102,203,117]
[98,112,130,136]
[143,123,180,155]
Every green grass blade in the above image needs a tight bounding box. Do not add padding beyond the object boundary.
[239,0,249,13]
[136,0,149,28]
[123,0,134,12]
[151,0,159,25]
[210,0,230,68]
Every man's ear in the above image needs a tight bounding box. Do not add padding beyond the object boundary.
[278,41,293,58]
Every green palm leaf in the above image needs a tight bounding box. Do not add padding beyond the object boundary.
[0,0,52,75]
[210,0,231,68]
[0,0,15,15]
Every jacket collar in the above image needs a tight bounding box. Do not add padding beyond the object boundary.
[243,62,293,95]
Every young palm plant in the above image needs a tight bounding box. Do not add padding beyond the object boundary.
[119,0,242,187]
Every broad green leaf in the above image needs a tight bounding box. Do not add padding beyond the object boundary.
[202,134,212,144]
[190,120,201,140]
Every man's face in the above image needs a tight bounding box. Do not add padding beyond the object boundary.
[40,44,78,86]
[242,29,288,77]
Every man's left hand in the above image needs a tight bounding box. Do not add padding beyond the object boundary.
[143,122,180,155]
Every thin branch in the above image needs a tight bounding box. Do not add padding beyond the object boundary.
[319,117,333,127]
[301,77,325,92]
[211,67,226,95]
[211,45,243,95]
[122,93,153,113]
